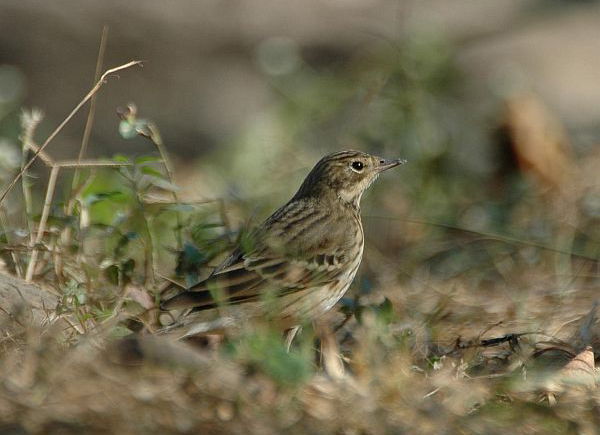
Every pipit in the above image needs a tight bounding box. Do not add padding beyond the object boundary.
[160,150,405,339]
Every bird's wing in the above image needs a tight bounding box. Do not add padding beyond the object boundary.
[160,249,349,311]
[161,199,358,311]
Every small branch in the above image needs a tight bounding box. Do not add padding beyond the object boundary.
[0,60,143,206]
[25,166,60,282]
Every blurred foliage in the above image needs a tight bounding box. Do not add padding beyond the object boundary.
[231,326,314,388]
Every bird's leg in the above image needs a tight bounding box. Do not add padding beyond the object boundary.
[316,321,345,380]
[285,325,302,351]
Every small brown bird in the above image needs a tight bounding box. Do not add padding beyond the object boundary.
[161,150,405,339]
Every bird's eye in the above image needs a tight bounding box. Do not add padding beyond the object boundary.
[351,161,364,172]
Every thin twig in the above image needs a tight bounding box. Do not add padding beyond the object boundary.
[0,60,143,206]
[25,165,60,282]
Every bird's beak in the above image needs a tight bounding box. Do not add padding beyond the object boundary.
[377,158,407,172]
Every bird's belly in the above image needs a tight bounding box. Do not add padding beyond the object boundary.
[275,252,363,322]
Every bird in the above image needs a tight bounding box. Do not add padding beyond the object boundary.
[160,150,406,340]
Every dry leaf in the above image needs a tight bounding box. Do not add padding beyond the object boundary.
[503,94,572,189]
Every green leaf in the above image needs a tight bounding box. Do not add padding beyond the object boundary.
[376,297,395,324]
[113,154,130,163]
[84,191,128,205]
[241,329,313,387]
[140,166,165,179]
[105,264,119,285]
[194,222,224,229]
[135,155,162,165]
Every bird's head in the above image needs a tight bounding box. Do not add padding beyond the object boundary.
[294,150,406,208]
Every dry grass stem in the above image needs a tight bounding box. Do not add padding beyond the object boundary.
[25,165,60,282]
[56,160,134,168]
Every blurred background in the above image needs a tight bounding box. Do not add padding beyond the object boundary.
[2,0,599,164]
